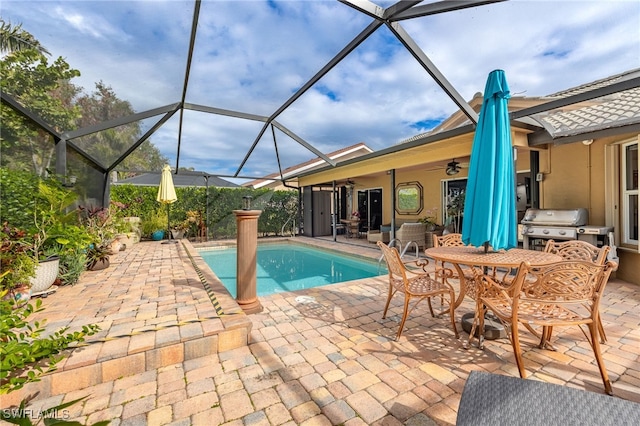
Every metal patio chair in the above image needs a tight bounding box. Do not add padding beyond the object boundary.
[476,259,617,395]
[377,241,459,341]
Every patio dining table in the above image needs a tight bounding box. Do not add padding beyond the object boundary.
[340,218,362,238]
[425,246,562,307]
[424,246,562,346]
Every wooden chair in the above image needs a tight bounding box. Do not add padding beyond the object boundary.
[376,241,459,341]
[544,240,611,343]
[476,260,617,395]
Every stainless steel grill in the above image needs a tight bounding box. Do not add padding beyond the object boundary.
[521,208,613,249]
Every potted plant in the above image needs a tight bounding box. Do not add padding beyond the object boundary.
[142,208,168,240]
[26,180,97,294]
[111,200,141,245]
[77,205,119,270]
[445,192,465,234]
[86,244,111,271]
[0,224,37,306]
[170,217,192,239]
[419,207,439,231]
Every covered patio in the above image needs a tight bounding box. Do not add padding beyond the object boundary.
[4,237,639,424]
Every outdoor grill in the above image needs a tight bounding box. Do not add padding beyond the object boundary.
[520,208,613,250]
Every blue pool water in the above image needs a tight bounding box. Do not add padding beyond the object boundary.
[198,243,385,297]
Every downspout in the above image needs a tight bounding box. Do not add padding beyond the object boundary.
[332,180,337,242]
[390,169,396,241]
[282,179,302,236]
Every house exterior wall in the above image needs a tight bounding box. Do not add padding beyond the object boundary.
[542,137,639,285]
[299,130,639,285]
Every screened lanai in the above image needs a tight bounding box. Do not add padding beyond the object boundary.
[1,0,639,207]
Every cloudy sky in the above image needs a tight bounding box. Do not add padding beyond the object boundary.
[3,0,639,180]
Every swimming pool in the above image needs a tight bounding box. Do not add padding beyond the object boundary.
[198,242,385,297]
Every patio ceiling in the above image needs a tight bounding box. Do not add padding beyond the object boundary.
[2,0,639,186]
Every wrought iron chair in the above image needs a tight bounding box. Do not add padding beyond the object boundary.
[432,233,479,303]
[376,241,459,341]
[544,239,611,343]
[475,260,617,395]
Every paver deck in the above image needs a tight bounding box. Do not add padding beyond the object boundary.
[1,236,638,425]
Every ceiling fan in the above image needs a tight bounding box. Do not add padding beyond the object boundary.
[445,160,459,175]
[446,159,468,175]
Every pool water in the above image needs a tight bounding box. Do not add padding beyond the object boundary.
[198,243,385,297]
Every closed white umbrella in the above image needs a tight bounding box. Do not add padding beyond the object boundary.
[157,165,177,242]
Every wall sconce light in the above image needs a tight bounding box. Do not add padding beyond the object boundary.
[62,175,77,187]
[445,160,460,176]
[582,139,594,146]
[242,195,252,210]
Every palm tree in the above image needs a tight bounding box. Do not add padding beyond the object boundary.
[0,18,50,55]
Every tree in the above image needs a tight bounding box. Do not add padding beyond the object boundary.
[1,21,167,181]
[74,82,168,178]
[0,18,50,55]
[0,49,81,175]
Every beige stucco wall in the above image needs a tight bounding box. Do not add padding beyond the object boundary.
[542,137,639,285]
[299,129,639,285]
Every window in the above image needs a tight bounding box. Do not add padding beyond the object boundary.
[395,182,423,215]
[622,142,639,245]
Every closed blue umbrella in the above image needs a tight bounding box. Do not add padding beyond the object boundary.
[461,69,517,251]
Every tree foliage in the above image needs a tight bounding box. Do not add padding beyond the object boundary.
[73,82,167,176]
[0,49,81,175]
[0,18,50,55]
[111,185,299,240]
[0,22,167,180]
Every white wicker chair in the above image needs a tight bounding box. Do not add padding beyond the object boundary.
[395,223,426,249]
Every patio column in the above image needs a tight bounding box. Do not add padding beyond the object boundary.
[233,209,263,314]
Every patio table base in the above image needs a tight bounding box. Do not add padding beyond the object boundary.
[461,312,506,340]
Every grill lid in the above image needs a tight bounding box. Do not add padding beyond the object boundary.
[521,208,588,226]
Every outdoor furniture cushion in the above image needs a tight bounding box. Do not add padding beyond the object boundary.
[457,371,640,426]
[367,230,390,244]
[395,222,426,248]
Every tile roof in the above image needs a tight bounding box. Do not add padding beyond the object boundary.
[398,68,640,145]
[245,142,373,188]
[534,86,640,138]
[114,172,238,188]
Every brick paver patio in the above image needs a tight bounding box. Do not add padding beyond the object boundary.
[2,237,638,425]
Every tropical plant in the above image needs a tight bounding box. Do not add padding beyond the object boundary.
[142,208,168,238]
[77,205,117,249]
[0,292,105,425]
[85,244,111,270]
[0,295,100,395]
[446,191,465,233]
[0,224,37,297]
[0,19,50,55]
[419,207,439,228]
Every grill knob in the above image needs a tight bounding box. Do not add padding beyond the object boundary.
[559,230,566,235]
[543,229,549,235]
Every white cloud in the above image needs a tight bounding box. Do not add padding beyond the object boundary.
[3,0,639,177]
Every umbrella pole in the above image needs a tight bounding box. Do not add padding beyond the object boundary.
[162,203,177,244]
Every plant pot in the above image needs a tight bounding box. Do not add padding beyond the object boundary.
[109,239,122,254]
[117,233,137,247]
[30,256,60,293]
[123,217,141,243]
[171,230,184,239]
[152,230,165,241]
[88,257,110,271]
